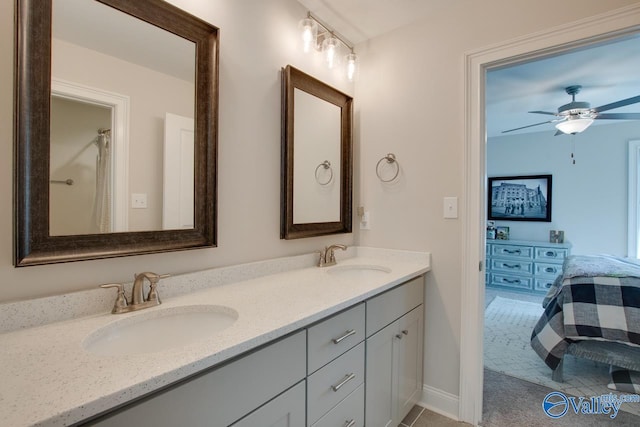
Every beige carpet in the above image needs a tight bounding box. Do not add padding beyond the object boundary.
[484,296,640,417]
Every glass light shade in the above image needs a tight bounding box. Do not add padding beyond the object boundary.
[298,18,317,53]
[345,52,358,81]
[555,117,594,134]
[322,36,340,68]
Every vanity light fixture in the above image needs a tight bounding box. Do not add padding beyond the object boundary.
[555,116,595,134]
[298,12,358,81]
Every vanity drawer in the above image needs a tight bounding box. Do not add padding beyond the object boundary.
[490,273,532,290]
[534,262,562,277]
[308,303,365,374]
[535,247,568,261]
[490,258,533,275]
[366,276,424,337]
[491,244,533,259]
[231,381,306,426]
[311,383,364,427]
[307,342,365,425]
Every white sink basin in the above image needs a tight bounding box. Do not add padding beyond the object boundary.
[84,305,238,356]
[327,264,392,279]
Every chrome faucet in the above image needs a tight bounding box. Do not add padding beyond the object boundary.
[318,244,347,267]
[101,272,170,314]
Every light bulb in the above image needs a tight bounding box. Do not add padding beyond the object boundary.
[322,36,340,68]
[346,52,358,81]
[298,18,317,53]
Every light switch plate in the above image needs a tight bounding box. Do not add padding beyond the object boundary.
[444,196,458,219]
[131,193,148,209]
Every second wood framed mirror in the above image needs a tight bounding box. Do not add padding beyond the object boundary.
[281,65,353,239]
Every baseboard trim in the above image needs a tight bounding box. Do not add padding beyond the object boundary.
[419,384,460,421]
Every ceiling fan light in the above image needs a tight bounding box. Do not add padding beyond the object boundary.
[555,117,594,134]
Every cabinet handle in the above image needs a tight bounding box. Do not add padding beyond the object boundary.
[396,333,403,339]
[503,278,521,284]
[544,267,557,273]
[503,249,521,254]
[344,420,356,427]
[331,373,356,392]
[502,263,521,269]
[402,330,409,335]
[545,251,557,257]
[332,329,356,344]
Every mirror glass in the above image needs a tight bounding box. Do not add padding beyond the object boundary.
[50,0,195,235]
[281,65,353,239]
[15,0,218,266]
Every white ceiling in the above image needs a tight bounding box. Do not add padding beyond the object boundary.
[297,0,640,138]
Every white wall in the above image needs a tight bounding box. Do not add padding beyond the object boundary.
[488,121,640,256]
[0,0,354,302]
[354,0,640,403]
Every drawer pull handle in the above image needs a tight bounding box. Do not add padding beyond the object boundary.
[503,263,521,269]
[503,278,521,284]
[504,249,521,254]
[332,329,356,344]
[345,420,356,427]
[331,373,356,392]
[545,267,557,273]
[545,282,553,288]
[396,333,404,339]
[402,330,409,335]
[545,251,557,257]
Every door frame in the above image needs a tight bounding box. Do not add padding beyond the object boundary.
[459,5,640,424]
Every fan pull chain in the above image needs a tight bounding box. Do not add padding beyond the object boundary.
[570,135,576,165]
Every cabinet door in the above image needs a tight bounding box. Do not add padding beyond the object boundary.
[232,381,305,427]
[365,321,396,427]
[395,306,424,422]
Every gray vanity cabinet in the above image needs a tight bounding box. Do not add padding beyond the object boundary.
[365,276,424,427]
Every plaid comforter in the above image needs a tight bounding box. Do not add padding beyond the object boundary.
[530,255,640,369]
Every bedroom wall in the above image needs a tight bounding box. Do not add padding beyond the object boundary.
[488,120,640,256]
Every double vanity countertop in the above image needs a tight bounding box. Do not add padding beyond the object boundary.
[0,247,430,426]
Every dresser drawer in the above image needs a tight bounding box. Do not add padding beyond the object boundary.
[308,304,365,374]
[534,262,562,277]
[535,277,557,292]
[307,342,365,425]
[535,247,568,261]
[366,276,424,337]
[490,273,532,290]
[491,244,533,259]
[311,384,364,427]
[490,258,533,275]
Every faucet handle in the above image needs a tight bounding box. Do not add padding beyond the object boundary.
[143,272,170,304]
[100,283,129,314]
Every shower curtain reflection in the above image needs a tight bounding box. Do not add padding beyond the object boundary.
[93,128,112,233]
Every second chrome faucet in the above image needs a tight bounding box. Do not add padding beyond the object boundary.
[101,272,170,314]
[318,244,347,267]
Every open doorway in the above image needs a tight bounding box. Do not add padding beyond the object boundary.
[459,7,640,425]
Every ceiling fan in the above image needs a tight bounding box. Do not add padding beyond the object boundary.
[502,85,640,135]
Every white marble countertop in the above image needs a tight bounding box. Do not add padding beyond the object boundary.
[0,247,430,426]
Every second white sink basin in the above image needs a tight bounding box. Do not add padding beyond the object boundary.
[84,305,238,356]
[327,264,392,279]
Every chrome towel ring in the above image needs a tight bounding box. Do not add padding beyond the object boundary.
[376,153,399,182]
[315,160,333,185]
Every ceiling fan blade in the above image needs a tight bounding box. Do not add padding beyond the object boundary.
[595,113,640,120]
[554,130,564,136]
[528,110,557,116]
[594,95,640,112]
[502,120,555,134]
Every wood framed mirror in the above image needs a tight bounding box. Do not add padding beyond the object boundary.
[14,0,219,266]
[281,65,353,239]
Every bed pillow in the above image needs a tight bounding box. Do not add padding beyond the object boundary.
[608,365,640,393]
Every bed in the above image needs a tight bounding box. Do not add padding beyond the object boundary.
[530,255,640,391]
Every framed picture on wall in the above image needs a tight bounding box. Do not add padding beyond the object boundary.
[488,174,552,222]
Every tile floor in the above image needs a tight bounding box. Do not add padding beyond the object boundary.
[400,405,469,427]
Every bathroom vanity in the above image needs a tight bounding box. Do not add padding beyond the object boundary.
[0,247,430,426]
